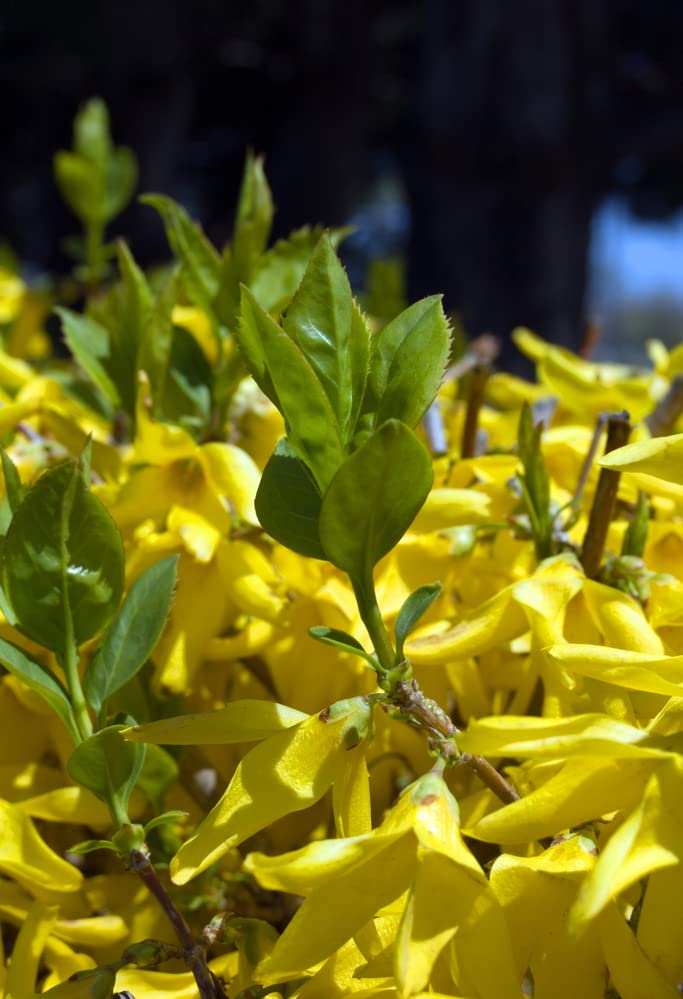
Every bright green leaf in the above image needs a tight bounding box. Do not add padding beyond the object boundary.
[374,297,450,428]
[2,460,125,655]
[68,839,117,855]
[319,419,433,580]
[283,235,369,441]
[237,286,345,491]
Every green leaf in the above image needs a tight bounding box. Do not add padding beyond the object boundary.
[394,582,442,661]
[517,402,553,558]
[137,269,178,415]
[56,308,122,408]
[366,296,450,427]
[232,151,274,274]
[73,98,112,164]
[67,725,145,819]
[622,492,650,558]
[68,839,117,855]
[141,194,221,320]
[255,440,325,559]
[1,450,23,513]
[0,635,79,741]
[53,152,103,224]
[136,744,179,809]
[160,327,213,434]
[84,555,178,719]
[250,224,352,314]
[144,810,188,836]
[319,419,433,580]
[2,460,125,655]
[103,147,137,220]
[283,235,369,441]
[308,626,378,666]
[237,287,345,491]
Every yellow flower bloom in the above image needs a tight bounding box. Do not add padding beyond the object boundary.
[246,774,519,998]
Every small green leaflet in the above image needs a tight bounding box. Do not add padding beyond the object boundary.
[308,626,378,667]
[394,582,442,661]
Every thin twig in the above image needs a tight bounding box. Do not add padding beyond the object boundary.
[574,412,609,505]
[580,411,632,579]
[392,679,519,805]
[130,847,219,999]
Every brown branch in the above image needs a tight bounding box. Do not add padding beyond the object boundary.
[646,374,683,437]
[580,411,632,579]
[460,364,491,459]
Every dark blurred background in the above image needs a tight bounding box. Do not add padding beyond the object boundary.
[2,0,683,368]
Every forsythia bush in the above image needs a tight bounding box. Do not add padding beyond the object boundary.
[2,99,683,999]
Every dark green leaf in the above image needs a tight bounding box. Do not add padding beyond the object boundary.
[237,287,345,491]
[364,257,407,321]
[319,419,433,580]
[366,296,450,427]
[56,308,122,408]
[309,626,378,666]
[3,460,125,655]
[394,582,442,661]
[1,451,23,513]
[255,440,325,559]
[141,194,220,320]
[0,635,79,741]
[67,725,145,816]
[283,235,369,442]
[84,555,178,718]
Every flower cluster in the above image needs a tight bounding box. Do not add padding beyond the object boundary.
[1,101,683,999]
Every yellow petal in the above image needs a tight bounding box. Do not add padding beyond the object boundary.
[396,848,519,999]
[254,835,415,985]
[333,746,372,838]
[172,304,219,364]
[5,900,58,997]
[124,699,307,745]
[171,700,374,883]
[583,579,663,655]
[167,505,221,562]
[572,760,683,925]
[599,901,680,999]
[407,489,491,534]
[0,800,82,893]
[635,860,683,985]
[458,714,663,760]
[407,584,527,666]
[467,757,654,844]
[547,644,683,697]
[200,442,261,526]
[599,434,683,485]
